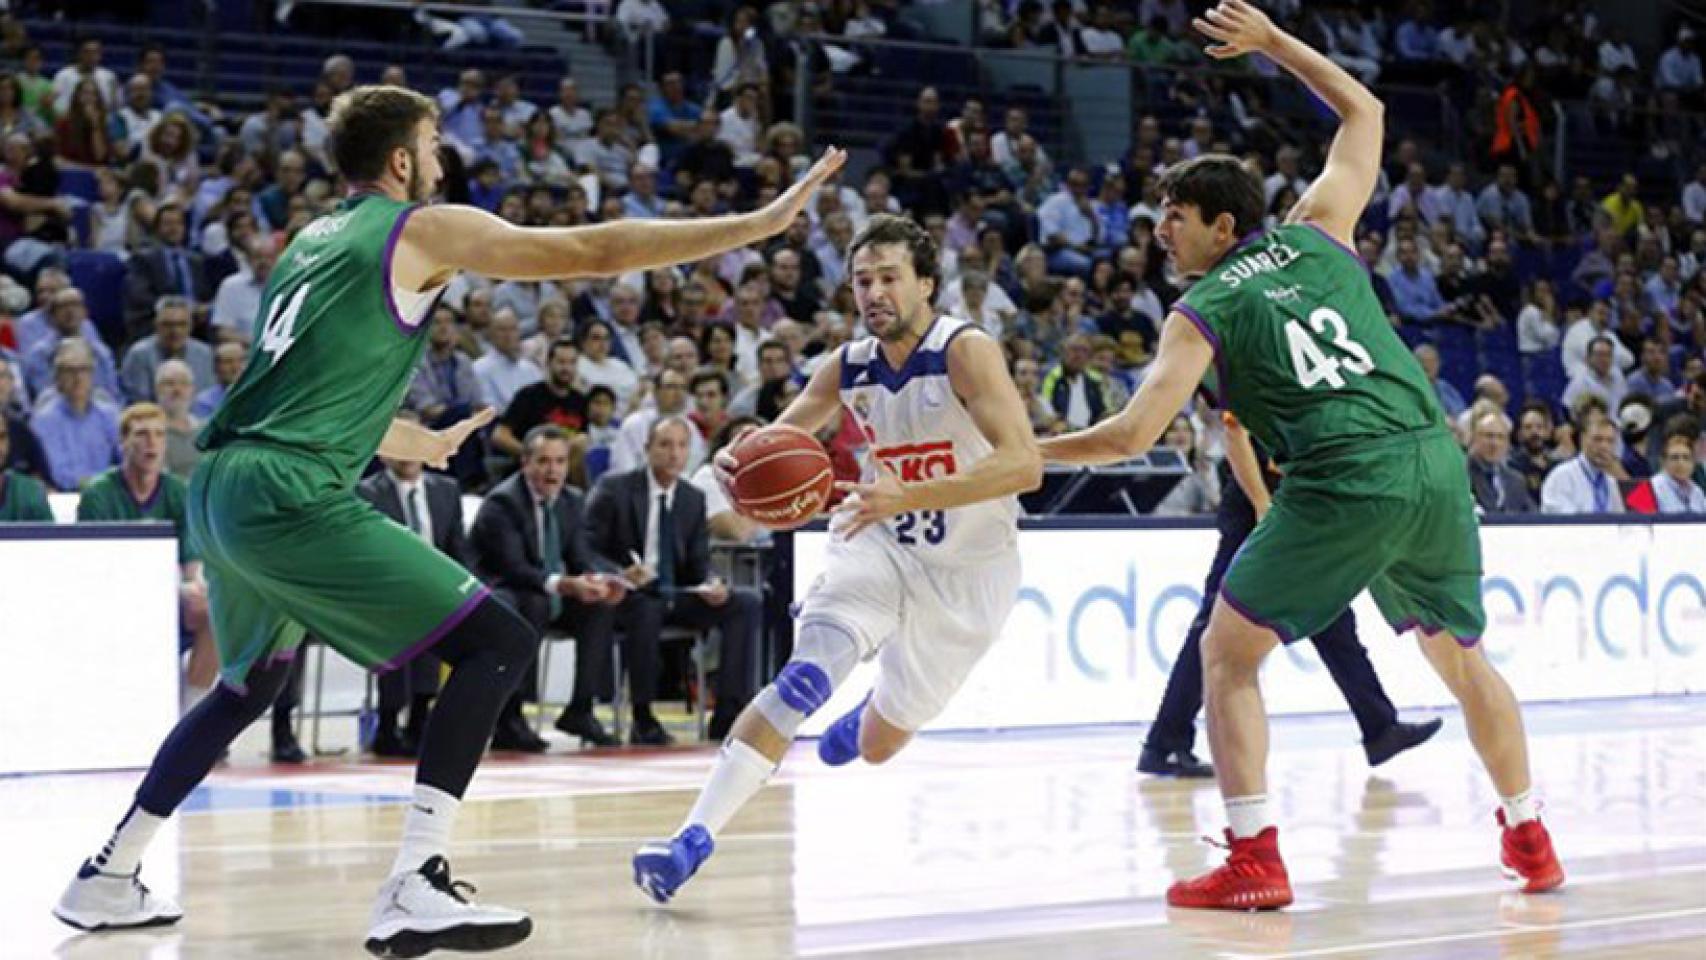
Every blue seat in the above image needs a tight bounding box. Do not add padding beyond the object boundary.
[57,167,100,205]
[64,250,127,348]
[585,446,612,485]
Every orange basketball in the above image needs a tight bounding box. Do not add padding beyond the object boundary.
[726,424,835,530]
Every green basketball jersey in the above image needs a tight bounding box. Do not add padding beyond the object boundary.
[1177,223,1444,472]
[199,193,433,490]
[0,470,51,521]
[77,467,199,563]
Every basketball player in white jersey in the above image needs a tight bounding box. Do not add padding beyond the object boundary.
[632,213,1043,903]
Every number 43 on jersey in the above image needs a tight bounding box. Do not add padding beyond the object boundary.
[1286,306,1375,390]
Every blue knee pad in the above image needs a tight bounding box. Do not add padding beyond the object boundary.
[775,661,834,715]
[752,620,860,739]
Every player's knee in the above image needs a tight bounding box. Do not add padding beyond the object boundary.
[857,715,909,765]
[774,661,834,716]
[451,594,539,669]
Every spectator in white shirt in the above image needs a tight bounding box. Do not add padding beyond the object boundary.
[1542,415,1626,514]
[1264,145,1309,205]
[210,237,275,341]
[610,369,706,475]
[1597,28,1639,75]
[1561,299,1634,380]
[1657,30,1703,93]
[473,308,545,413]
[52,38,120,114]
[1516,279,1563,354]
[1647,417,1706,513]
[716,84,763,168]
[1684,163,1706,225]
[1562,335,1628,416]
[990,106,1050,169]
[576,319,641,413]
[615,0,671,40]
[548,77,594,159]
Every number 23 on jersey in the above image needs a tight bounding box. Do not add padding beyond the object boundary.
[1285,306,1375,390]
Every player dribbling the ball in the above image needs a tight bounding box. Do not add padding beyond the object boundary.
[632,213,1044,904]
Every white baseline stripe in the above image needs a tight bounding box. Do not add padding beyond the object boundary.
[1218,906,1706,960]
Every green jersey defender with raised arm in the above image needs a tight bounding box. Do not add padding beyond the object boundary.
[1042,0,1561,914]
[54,84,845,958]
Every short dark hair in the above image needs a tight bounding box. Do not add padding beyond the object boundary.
[587,385,616,405]
[328,85,439,184]
[1156,153,1265,238]
[1664,413,1700,447]
[1518,398,1553,424]
[757,340,790,362]
[522,424,572,459]
[547,335,578,361]
[847,213,940,298]
[690,369,728,395]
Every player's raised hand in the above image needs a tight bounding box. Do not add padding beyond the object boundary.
[1192,0,1279,59]
[426,407,496,469]
[761,147,849,233]
[831,459,908,540]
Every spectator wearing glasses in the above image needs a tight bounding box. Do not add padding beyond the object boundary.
[31,339,120,491]
[1628,415,1706,514]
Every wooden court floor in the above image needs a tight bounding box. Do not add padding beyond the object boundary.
[6,697,1705,959]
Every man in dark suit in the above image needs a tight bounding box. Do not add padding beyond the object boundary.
[356,413,470,757]
[123,203,213,344]
[470,424,629,750]
[1467,408,1535,515]
[587,416,762,744]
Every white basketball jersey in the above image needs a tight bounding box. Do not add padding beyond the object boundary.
[838,316,1019,565]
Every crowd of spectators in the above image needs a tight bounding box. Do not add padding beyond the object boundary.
[3,1,1706,749]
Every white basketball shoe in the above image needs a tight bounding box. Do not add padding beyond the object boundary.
[365,855,532,958]
[53,859,184,931]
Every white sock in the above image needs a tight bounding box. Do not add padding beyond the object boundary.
[682,738,776,837]
[1225,794,1272,839]
[93,804,167,876]
[1501,788,1538,825]
[180,683,212,715]
[390,784,460,877]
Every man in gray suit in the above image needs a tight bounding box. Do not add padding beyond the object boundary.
[470,425,629,750]
[357,410,471,757]
[1467,408,1534,514]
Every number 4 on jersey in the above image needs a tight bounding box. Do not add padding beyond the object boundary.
[1285,306,1375,389]
[259,284,311,363]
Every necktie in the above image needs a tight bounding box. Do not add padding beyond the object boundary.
[1485,466,1504,512]
[1584,462,1609,513]
[403,484,423,535]
[542,498,564,619]
[172,250,193,301]
[656,492,675,594]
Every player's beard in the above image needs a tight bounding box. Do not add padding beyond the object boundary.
[407,151,436,203]
[870,297,926,343]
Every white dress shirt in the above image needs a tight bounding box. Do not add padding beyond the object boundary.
[1541,455,1626,514]
[1653,473,1706,514]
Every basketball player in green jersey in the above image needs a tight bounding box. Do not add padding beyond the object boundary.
[53,85,845,956]
[1042,1,1562,910]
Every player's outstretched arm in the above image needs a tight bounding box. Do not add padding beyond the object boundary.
[1193,0,1382,248]
[834,331,1042,535]
[1039,312,1213,466]
[378,407,495,469]
[396,148,848,287]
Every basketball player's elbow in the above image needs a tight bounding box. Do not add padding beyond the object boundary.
[1004,444,1045,494]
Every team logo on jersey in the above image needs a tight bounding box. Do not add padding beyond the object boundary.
[1264,284,1302,304]
[851,393,872,422]
[294,252,325,269]
[873,440,957,483]
[299,212,352,240]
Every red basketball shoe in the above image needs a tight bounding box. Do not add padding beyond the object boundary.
[1498,810,1564,893]
[1167,827,1294,911]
